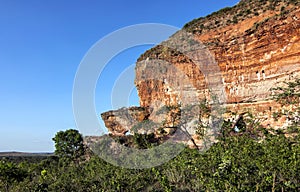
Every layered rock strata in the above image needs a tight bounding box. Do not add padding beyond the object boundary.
[101,0,300,138]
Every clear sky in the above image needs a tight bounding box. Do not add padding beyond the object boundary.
[0,0,240,152]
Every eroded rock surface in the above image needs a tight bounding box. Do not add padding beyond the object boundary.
[101,107,151,135]
[101,0,300,137]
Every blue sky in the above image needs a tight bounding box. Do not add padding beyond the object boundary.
[0,0,239,152]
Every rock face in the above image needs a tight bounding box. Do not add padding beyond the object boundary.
[136,1,300,106]
[101,0,300,136]
[101,107,151,135]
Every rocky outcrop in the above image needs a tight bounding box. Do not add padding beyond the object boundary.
[101,0,300,136]
[101,107,151,135]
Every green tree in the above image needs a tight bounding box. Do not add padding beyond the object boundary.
[52,129,85,162]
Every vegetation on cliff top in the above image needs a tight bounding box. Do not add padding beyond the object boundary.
[183,0,299,33]
[138,0,299,63]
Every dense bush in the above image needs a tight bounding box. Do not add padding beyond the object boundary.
[1,122,299,191]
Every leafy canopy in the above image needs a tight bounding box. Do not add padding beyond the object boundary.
[52,129,85,161]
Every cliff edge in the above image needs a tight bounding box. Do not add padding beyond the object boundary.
[101,0,300,142]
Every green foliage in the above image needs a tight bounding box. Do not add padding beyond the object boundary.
[271,78,300,136]
[182,0,299,35]
[52,129,85,162]
[193,100,211,137]
[1,125,300,191]
[271,78,300,105]
[0,160,27,191]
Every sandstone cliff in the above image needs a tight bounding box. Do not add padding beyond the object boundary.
[101,0,300,141]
